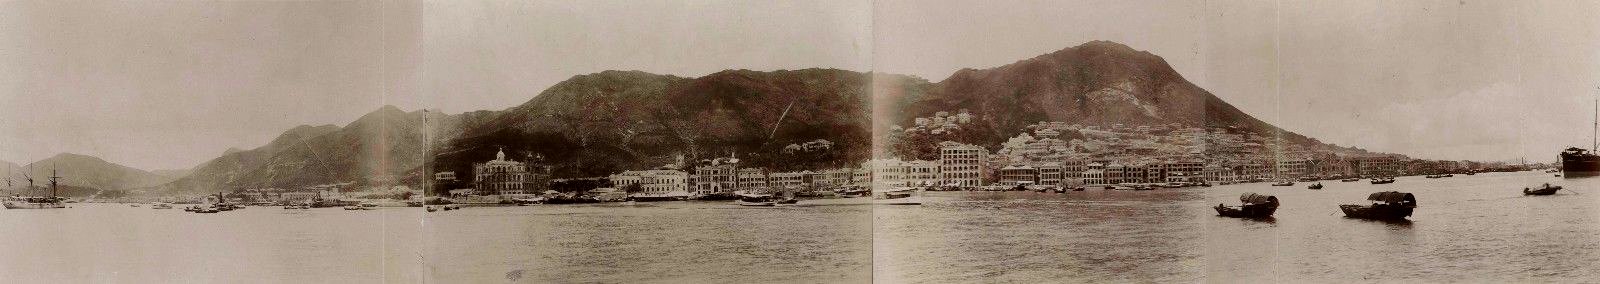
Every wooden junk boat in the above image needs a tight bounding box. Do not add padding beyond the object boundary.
[1339,191,1416,220]
[1523,183,1562,196]
[1214,192,1279,218]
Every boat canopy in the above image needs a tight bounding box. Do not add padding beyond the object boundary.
[1366,191,1417,205]
[1238,192,1278,205]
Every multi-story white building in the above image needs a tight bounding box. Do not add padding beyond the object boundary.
[1082,162,1106,185]
[870,159,908,186]
[474,149,530,195]
[736,168,768,189]
[769,171,809,189]
[998,164,1038,186]
[905,160,940,187]
[695,157,740,193]
[612,169,690,197]
[939,141,988,187]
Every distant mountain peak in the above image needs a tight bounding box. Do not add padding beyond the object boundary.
[897,40,1319,150]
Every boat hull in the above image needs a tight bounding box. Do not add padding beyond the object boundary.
[1339,204,1413,220]
[1524,187,1560,195]
[1562,151,1600,177]
[3,201,66,209]
[1214,204,1277,218]
[734,200,775,207]
[873,196,922,205]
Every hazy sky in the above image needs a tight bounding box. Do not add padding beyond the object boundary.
[0,1,420,170]
[875,0,1600,163]
[4,0,1596,171]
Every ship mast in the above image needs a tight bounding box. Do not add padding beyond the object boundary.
[48,166,61,198]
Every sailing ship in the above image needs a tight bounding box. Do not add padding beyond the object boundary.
[1214,192,1278,218]
[4,168,67,209]
[1339,191,1416,220]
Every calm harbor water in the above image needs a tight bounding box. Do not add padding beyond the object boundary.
[432,170,1600,283]
[424,199,875,283]
[877,170,1600,283]
[5,171,1594,283]
[0,205,422,283]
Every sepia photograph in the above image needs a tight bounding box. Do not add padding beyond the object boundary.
[3,0,1600,283]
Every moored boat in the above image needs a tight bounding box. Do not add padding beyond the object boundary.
[1214,192,1278,218]
[1340,178,1360,182]
[1271,180,1295,186]
[1370,177,1395,184]
[512,197,546,206]
[193,204,219,213]
[734,193,776,207]
[1523,183,1562,195]
[874,187,923,205]
[1339,191,1416,220]
[151,203,173,209]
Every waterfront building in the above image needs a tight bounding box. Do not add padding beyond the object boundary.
[611,171,643,188]
[905,160,940,186]
[736,168,768,189]
[870,159,909,186]
[1355,155,1403,176]
[694,156,740,194]
[823,168,854,186]
[1061,160,1086,187]
[1037,164,1063,187]
[851,168,871,186]
[939,141,989,187]
[474,149,530,195]
[637,170,689,198]
[806,171,830,188]
[769,171,809,189]
[1105,163,1125,184]
[523,153,553,193]
[1276,158,1310,178]
[998,164,1038,186]
[1202,163,1235,183]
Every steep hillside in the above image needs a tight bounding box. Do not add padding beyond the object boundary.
[153,106,434,194]
[434,69,873,178]
[889,40,1324,149]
